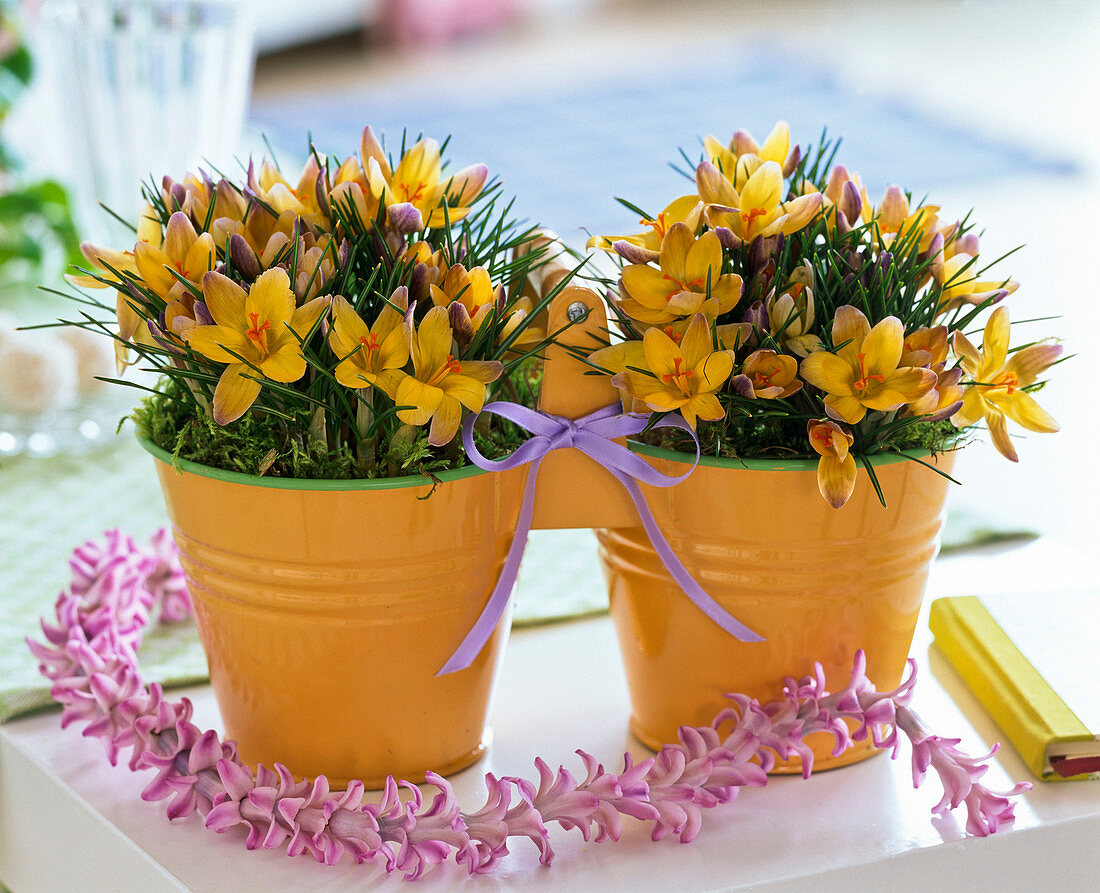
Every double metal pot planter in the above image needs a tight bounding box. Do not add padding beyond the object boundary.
[145,285,954,783]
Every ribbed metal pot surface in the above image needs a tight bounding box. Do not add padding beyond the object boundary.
[144,440,525,787]
[598,448,956,771]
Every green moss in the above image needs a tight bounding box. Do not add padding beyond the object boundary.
[131,374,533,481]
[646,415,965,463]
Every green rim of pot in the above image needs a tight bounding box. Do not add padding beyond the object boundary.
[627,440,937,471]
[136,436,490,490]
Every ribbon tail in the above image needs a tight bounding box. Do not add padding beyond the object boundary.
[617,473,765,643]
[437,456,542,675]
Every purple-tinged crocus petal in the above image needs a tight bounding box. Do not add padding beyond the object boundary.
[713,226,740,251]
[387,201,424,235]
[612,240,659,264]
[229,233,261,280]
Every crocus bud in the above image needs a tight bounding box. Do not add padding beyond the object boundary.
[448,301,474,347]
[874,251,894,283]
[713,226,740,251]
[613,240,659,265]
[782,144,802,178]
[388,201,424,235]
[743,300,769,333]
[747,234,780,275]
[193,300,215,327]
[695,160,730,204]
[407,263,430,307]
[731,373,755,398]
[838,180,862,232]
[229,234,261,280]
[953,232,980,257]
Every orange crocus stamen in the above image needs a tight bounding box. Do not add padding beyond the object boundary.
[661,356,694,393]
[990,372,1020,395]
[754,365,782,388]
[741,206,767,236]
[426,353,464,387]
[245,312,271,352]
[640,211,670,238]
[359,333,381,353]
[397,180,428,204]
[660,273,706,295]
[661,326,683,345]
[853,352,886,391]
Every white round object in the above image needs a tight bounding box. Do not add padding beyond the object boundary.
[56,326,116,393]
[0,334,80,413]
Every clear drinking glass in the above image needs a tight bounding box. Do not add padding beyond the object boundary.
[39,0,256,243]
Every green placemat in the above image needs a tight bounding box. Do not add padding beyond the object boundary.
[0,437,209,721]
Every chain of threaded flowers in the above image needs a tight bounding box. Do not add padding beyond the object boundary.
[27,529,1029,880]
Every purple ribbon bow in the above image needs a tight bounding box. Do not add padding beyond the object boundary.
[439,402,763,675]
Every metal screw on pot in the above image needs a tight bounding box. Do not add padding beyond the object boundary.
[567,301,589,322]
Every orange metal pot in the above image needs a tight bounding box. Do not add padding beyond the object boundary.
[141,438,525,787]
[597,445,956,771]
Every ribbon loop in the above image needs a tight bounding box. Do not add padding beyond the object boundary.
[438,402,763,675]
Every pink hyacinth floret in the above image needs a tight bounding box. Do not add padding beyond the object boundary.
[28,529,1031,881]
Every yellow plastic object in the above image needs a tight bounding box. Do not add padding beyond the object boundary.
[143,439,525,787]
[930,595,1095,781]
[597,446,956,771]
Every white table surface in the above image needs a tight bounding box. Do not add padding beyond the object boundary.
[3,538,1100,892]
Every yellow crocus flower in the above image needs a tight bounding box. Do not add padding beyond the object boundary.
[69,204,165,370]
[732,349,803,400]
[617,224,742,326]
[799,306,936,425]
[586,194,704,259]
[183,268,330,425]
[700,161,822,245]
[951,306,1061,462]
[133,211,217,301]
[326,125,400,231]
[610,313,734,429]
[426,263,544,348]
[393,306,503,446]
[704,121,798,189]
[933,251,1018,315]
[871,185,940,252]
[328,288,410,396]
[429,264,498,318]
[248,156,327,226]
[367,137,487,230]
[808,419,857,509]
[764,263,822,357]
